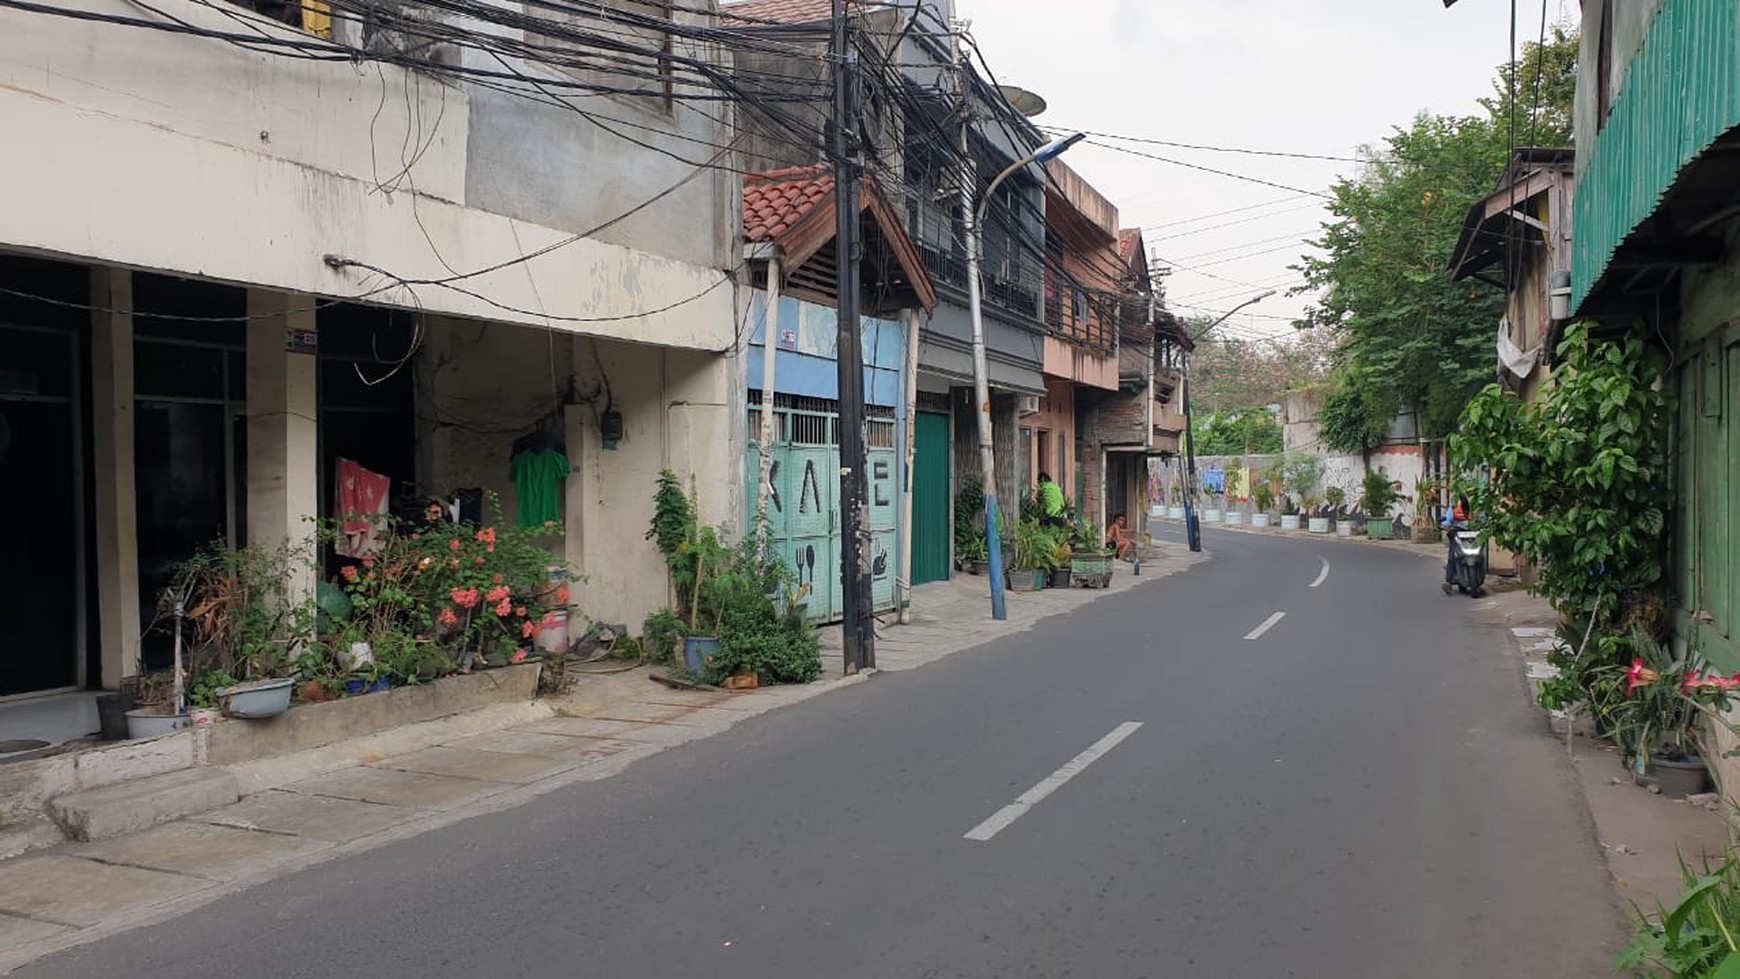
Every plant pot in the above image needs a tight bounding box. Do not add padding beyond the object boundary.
[216,677,295,719]
[1009,568,1046,592]
[965,559,990,576]
[344,677,369,696]
[1167,505,1186,520]
[1413,525,1441,544]
[1202,508,1222,523]
[1366,518,1394,538]
[96,693,134,741]
[300,680,333,703]
[1334,521,1353,538]
[683,636,721,675]
[1223,511,1244,526]
[1279,515,1301,531]
[1250,513,1271,529]
[125,708,189,739]
[1049,568,1072,588]
[1069,550,1115,589]
[1307,517,1330,534]
[1647,754,1712,798]
[369,676,393,694]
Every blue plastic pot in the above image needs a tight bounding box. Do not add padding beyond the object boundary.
[344,677,368,696]
[370,677,392,693]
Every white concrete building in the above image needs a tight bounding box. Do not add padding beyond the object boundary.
[0,0,743,711]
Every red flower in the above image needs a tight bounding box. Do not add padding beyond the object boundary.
[450,587,480,609]
[449,539,461,553]
[340,565,359,582]
[437,607,459,626]
[515,605,527,617]
[476,557,486,565]
[476,527,497,545]
[1627,658,1660,695]
[492,574,504,585]
[486,544,495,554]
[511,649,529,663]
[426,503,442,522]
[494,598,513,617]
[361,554,376,569]
[519,622,540,640]
[486,585,511,604]
[555,585,570,604]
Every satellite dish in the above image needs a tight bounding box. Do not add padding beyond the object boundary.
[998,85,1048,118]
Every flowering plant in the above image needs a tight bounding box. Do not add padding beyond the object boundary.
[325,492,572,672]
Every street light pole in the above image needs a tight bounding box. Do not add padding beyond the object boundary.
[1181,289,1276,553]
[965,131,1083,619]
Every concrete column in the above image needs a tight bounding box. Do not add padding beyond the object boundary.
[90,267,139,689]
[245,289,319,598]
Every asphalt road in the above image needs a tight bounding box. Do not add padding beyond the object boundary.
[15,528,1625,977]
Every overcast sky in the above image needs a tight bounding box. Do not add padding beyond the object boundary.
[955,0,1575,341]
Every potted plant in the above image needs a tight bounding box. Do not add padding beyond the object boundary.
[1324,486,1352,536]
[1048,539,1074,588]
[1279,495,1301,531]
[1412,477,1442,543]
[1359,468,1398,538]
[1304,494,1330,534]
[1280,452,1325,532]
[1251,481,1275,529]
[1609,628,1726,798]
[1067,518,1113,588]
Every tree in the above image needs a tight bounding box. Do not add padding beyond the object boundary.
[1294,27,1578,441]
[1193,409,1283,456]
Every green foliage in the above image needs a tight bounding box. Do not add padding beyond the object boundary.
[1296,27,1578,440]
[187,668,240,709]
[1618,851,1740,978]
[1013,519,1071,571]
[1252,479,1276,514]
[647,469,695,560]
[1318,379,1395,455]
[1357,467,1399,518]
[642,608,686,665]
[1324,486,1347,512]
[1192,408,1283,455]
[168,540,316,681]
[1450,324,1672,622]
[1278,452,1325,505]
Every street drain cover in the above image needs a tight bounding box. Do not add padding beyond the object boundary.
[0,739,50,754]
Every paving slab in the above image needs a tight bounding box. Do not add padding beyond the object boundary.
[0,855,205,927]
[193,791,419,844]
[71,820,329,880]
[372,745,570,784]
[282,766,508,810]
[584,701,697,724]
[0,913,76,947]
[536,737,644,768]
[459,729,592,758]
[518,716,643,739]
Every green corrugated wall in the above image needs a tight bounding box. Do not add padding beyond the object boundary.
[1573,0,1740,306]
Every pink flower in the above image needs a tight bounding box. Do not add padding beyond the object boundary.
[476,528,497,545]
[437,607,459,627]
[1627,658,1660,695]
[511,649,529,663]
[494,598,513,617]
[449,539,461,553]
[340,565,359,582]
[450,588,480,609]
[515,605,527,618]
[519,622,540,640]
[555,585,570,604]
[485,585,511,605]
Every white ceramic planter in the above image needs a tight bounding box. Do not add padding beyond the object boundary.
[1335,521,1354,537]
[1202,509,1222,523]
[1250,513,1272,528]
[1223,511,1244,526]
[1280,515,1302,531]
[1308,517,1331,534]
[1167,505,1186,520]
[1149,504,1165,519]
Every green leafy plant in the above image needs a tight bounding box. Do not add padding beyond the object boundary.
[168,540,317,682]
[1252,479,1276,515]
[1357,467,1398,519]
[1617,851,1740,978]
[1278,452,1325,507]
[187,668,240,709]
[1324,486,1347,514]
[1450,324,1672,625]
[642,608,686,665]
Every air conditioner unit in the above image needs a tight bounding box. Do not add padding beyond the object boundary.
[1016,395,1041,417]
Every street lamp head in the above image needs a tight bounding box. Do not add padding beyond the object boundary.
[1253,289,1278,302]
[1034,132,1086,163]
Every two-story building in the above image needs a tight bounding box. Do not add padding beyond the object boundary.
[0,0,742,711]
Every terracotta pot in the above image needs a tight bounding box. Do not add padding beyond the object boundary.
[301,680,332,703]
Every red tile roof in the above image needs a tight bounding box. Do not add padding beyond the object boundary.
[743,164,834,243]
[722,0,888,26]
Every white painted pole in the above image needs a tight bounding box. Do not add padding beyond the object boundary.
[898,307,921,624]
[755,255,783,547]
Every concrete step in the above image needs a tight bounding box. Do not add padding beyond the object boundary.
[47,767,240,842]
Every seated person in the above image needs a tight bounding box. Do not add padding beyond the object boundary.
[1105,513,1135,560]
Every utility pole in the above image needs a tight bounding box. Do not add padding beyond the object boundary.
[1182,290,1277,552]
[831,0,873,672]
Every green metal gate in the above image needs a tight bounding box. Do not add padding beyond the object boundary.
[911,411,952,585]
[747,398,898,622]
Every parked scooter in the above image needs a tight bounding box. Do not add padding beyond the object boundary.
[1449,526,1487,597]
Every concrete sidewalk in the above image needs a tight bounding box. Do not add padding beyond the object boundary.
[1480,590,1730,918]
[0,545,1205,974]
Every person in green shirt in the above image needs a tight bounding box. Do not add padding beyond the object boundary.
[1037,472,1068,528]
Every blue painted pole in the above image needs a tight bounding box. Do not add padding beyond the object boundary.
[984,494,1007,619]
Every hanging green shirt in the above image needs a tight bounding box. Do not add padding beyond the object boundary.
[511,448,570,528]
[1038,480,1066,517]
